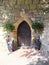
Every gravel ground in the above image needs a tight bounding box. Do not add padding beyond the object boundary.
[0,47,49,65]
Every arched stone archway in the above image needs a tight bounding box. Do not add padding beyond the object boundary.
[12,17,32,50]
[17,21,31,47]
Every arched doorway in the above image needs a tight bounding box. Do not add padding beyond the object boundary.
[17,21,31,47]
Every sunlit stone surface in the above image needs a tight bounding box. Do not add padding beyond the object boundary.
[0,27,9,54]
[41,24,49,55]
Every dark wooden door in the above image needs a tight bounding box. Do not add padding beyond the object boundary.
[17,21,31,46]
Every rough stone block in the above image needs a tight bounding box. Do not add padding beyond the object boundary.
[33,0,39,4]
[25,0,32,5]
[20,4,29,10]
[30,4,36,10]
[17,0,24,5]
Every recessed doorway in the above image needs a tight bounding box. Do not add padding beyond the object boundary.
[17,21,31,47]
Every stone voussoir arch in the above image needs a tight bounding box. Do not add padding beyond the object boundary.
[12,17,32,50]
[13,17,32,38]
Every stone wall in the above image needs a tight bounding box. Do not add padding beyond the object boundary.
[0,0,42,12]
[0,0,49,52]
[0,21,49,53]
[15,0,41,12]
[0,27,9,53]
[41,24,49,52]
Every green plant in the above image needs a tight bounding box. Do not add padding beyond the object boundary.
[3,22,15,32]
[32,22,44,33]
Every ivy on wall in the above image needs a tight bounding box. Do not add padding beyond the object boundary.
[3,22,15,32]
[32,22,44,33]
